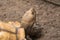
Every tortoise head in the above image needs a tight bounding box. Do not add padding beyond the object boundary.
[21,8,36,29]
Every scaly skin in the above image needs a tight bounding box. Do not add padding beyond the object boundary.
[21,8,36,29]
[0,8,36,40]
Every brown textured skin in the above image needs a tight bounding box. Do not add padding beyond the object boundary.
[0,8,36,40]
[21,8,36,29]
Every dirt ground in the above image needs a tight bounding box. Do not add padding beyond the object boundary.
[0,0,60,40]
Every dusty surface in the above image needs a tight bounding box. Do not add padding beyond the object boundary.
[0,0,60,40]
[46,0,60,5]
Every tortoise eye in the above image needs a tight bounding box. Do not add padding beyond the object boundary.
[32,12,34,15]
[31,9,36,15]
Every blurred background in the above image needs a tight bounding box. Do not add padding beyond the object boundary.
[0,0,60,40]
